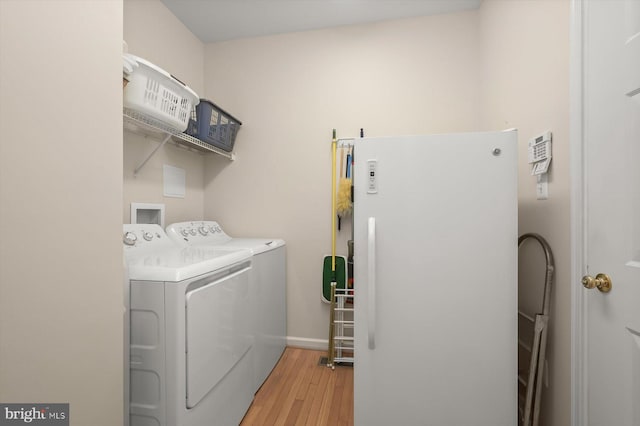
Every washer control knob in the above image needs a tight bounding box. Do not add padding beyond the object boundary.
[215,225,222,233]
[180,229,189,237]
[143,231,153,241]
[189,228,197,236]
[199,226,209,236]
[123,232,137,246]
[209,226,216,233]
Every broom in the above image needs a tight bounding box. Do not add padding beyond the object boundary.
[322,137,346,304]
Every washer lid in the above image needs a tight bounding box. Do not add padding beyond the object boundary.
[126,246,251,282]
[217,238,286,254]
[123,224,251,281]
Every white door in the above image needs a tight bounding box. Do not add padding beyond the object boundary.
[577,0,640,424]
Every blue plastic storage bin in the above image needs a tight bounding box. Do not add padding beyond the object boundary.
[186,99,242,152]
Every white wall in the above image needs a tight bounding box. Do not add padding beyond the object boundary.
[124,0,205,95]
[478,1,571,425]
[0,1,124,425]
[202,11,482,344]
[123,0,206,225]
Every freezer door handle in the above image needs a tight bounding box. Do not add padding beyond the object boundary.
[368,217,376,349]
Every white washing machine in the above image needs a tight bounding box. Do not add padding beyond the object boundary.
[165,221,286,393]
[123,224,255,426]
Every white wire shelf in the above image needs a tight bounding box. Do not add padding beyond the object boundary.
[123,108,236,172]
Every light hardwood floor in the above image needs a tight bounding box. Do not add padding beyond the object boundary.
[240,347,354,425]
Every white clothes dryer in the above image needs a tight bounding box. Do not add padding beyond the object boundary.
[123,224,254,426]
[165,221,286,392]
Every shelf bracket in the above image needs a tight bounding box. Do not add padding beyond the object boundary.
[134,133,171,176]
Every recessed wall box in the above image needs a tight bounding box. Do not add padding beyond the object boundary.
[131,203,165,227]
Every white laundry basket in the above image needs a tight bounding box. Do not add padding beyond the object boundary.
[123,54,199,133]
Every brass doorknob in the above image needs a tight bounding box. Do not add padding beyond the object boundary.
[582,273,612,293]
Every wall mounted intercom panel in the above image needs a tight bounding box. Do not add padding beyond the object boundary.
[528,131,552,176]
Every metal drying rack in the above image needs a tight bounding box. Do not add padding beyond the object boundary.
[328,285,354,366]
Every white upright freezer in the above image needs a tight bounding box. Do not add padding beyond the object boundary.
[353,130,518,426]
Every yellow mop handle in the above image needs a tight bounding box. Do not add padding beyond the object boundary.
[328,129,338,368]
[331,129,337,274]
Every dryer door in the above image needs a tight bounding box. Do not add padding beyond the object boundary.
[185,264,252,408]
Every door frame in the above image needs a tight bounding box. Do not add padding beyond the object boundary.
[570,0,587,425]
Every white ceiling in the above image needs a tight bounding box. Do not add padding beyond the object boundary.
[160,0,482,43]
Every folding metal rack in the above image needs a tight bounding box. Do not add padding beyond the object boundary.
[517,233,554,426]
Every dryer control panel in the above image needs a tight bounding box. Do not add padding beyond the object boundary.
[166,221,232,245]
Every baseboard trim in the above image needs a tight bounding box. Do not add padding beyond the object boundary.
[286,336,328,350]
